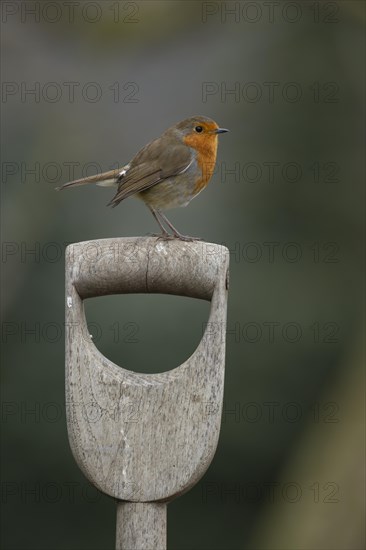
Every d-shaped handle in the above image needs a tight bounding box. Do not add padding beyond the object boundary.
[65,237,229,504]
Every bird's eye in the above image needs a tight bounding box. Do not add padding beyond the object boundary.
[195,126,203,133]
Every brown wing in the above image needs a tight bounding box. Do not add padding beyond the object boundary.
[108,136,193,207]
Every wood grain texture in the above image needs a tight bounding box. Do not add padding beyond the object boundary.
[116,502,166,550]
[65,237,229,504]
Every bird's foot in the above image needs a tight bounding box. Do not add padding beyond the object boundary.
[148,232,176,241]
[148,232,201,242]
[172,232,202,242]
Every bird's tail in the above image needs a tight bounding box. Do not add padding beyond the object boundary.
[55,167,124,191]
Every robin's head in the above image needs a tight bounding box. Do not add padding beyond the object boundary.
[171,116,228,158]
[174,116,228,139]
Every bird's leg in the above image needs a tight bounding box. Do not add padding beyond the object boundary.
[157,210,201,242]
[148,207,173,239]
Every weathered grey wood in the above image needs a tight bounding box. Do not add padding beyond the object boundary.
[65,237,229,548]
[67,237,227,301]
[116,502,166,550]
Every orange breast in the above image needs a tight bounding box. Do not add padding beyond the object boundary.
[183,133,218,194]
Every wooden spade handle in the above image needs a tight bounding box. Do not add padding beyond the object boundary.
[65,237,229,550]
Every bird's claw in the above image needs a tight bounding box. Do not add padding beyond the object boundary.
[174,234,202,242]
[148,232,201,242]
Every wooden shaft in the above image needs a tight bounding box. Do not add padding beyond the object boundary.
[116,502,167,550]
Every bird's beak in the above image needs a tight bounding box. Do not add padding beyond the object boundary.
[214,128,229,134]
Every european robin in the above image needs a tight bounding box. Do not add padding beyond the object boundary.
[57,115,228,240]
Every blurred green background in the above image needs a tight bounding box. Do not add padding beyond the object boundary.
[1,1,365,549]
